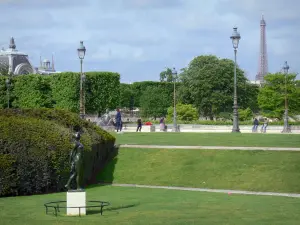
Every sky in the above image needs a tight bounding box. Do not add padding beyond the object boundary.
[0,0,299,83]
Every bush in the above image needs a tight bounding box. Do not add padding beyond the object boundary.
[0,108,118,197]
[167,103,199,121]
[238,108,253,121]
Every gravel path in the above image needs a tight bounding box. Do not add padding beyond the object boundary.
[108,183,300,198]
[120,144,300,151]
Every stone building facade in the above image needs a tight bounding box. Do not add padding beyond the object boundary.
[0,37,59,75]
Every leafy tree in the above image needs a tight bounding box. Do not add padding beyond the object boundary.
[238,107,253,121]
[167,103,199,121]
[160,67,173,82]
[258,73,300,118]
[131,81,174,107]
[139,86,172,119]
[179,55,249,119]
[119,83,134,108]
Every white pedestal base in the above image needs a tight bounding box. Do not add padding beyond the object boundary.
[67,191,86,216]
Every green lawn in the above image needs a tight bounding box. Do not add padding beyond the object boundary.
[115,132,300,147]
[98,148,300,193]
[1,185,300,225]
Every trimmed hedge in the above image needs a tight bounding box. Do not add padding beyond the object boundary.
[0,71,120,114]
[0,108,118,197]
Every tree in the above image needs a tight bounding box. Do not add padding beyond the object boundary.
[258,73,300,118]
[167,103,199,121]
[160,67,173,82]
[179,55,249,119]
[139,86,172,119]
[238,107,253,121]
[119,83,134,108]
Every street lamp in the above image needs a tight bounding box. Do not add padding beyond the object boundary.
[282,61,291,133]
[230,27,241,133]
[172,67,178,132]
[5,78,11,109]
[77,41,86,119]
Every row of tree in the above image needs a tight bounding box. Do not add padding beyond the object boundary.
[119,55,300,120]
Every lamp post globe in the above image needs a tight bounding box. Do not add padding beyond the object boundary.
[282,61,291,133]
[172,67,178,132]
[77,41,86,60]
[77,41,86,119]
[230,27,241,133]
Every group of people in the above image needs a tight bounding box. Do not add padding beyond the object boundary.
[114,109,143,133]
[252,118,269,133]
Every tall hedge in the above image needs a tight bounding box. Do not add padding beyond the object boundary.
[50,72,120,115]
[85,72,120,115]
[0,108,118,196]
[127,81,176,107]
[0,76,9,109]
[0,71,120,115]
[12,75,53,108]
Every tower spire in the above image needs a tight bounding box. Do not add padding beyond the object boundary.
[256,14,268,83]
[40,55,42,67]
[9,37,16,50]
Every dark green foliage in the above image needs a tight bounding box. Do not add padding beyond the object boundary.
[50,72,80,112]
[179,55,256,119]
[139,85,173,118]
[131,81,175,107]
[0,72,120,115]
[160,67,173,82]
[119,83,134,108]
[12,75,54,108]
[0,108,118,196]
[85,72,120,115]
[0,76,9,109]
[258,73,300,118]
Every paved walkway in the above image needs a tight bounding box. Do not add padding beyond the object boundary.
[120,144,300,151]
[108,183,300,198]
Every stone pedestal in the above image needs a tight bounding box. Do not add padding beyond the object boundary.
[67,190,86,216]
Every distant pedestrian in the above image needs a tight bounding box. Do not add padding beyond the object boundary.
[115,108,122,132]
[252,118,259,132]
[261,118,268,133]
[159,117,165,131]
[136,118,142,132]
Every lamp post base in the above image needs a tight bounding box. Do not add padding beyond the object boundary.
[281,126,291,133]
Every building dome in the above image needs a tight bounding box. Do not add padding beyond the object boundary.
[43,59,50,63]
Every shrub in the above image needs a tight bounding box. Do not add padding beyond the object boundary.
[0,108,118,196]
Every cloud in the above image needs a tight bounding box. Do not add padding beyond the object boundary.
[0,0,299,82]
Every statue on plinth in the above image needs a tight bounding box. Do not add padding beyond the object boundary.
[65,132,84,191]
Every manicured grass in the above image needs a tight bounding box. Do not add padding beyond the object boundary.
[1,185,300,225]
[98,148,300,193]
[115,132,300,147]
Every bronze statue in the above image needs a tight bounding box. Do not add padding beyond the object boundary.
[65,132,84,191]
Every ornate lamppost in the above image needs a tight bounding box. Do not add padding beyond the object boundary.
[230,27,241,133]
[172,67,178,132]
[5,77,11,109]
[281,61,291,133]
[77,41,86,119]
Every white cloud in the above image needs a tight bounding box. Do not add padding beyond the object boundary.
[0,0,299,82]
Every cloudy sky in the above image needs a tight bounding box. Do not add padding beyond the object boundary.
[0,0,299,82]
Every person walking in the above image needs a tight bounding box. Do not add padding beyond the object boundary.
[159,117,165,131]
[261,118,268,133]
[136,118,142,132]
[115,108,122,133]
[252,118,259,132]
